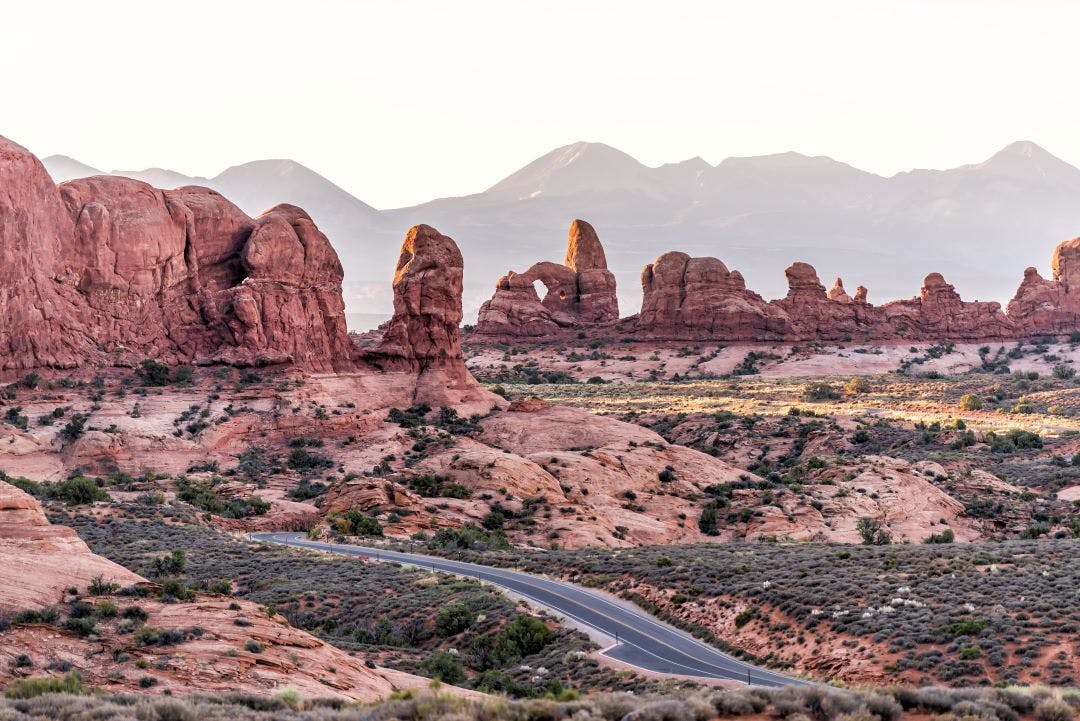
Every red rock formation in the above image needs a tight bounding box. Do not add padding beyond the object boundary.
[0,481,143,611]
[367,224,465,374]
[362,225,494,411]
[630,252,1016,341]
[1006,238,1080,335]
[828,278,852,303]
[475,219,618,335]
[0,136,92,370]
[882,273,1013,340]
[0,136,351,372]
[634,252,790,339]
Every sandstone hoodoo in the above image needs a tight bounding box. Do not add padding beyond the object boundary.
[0,135,351,372]
[475,219,618,336]
[364,224,492,409]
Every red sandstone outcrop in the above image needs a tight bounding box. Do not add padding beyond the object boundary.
[880,272,1013,340]
[1006,237,1080,335]
[634,251,790,339]
[0,481,143,610]
[0,136,350,372]
[362,225,497,412]
[630,253,1016,341]
[475,220,618,335]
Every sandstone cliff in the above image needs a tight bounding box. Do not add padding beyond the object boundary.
[0,136,351,372]
[475,220,618,336]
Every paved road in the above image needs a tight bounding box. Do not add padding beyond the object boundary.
[250,532,804,687]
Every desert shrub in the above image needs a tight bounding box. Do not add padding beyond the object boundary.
[50,474,109,505]
[429,525,509,550]
[495,614,555,660]
[3,672,86,699]
[138,359,173,386]
[856,517,891,545]
[436,602,477,636]
[287,448,333,472]
[845,377,871,394]
[622,699,695,721]
[148,549,186,578]
[958,394,983,411]
[803,382,840,401]
[1053,364,1077,380]
[1035,697,1074,721]
[418,650,465,684]
[387,405,431,428]
[924,528,955,544]
[698,501,721,536]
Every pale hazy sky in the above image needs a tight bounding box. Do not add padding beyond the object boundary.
[5,0,1078,208]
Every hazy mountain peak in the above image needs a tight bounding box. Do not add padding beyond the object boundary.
[42,155,103,183]
[974,139,1080,187]
[110,167,205,189]
[485,141,648,199]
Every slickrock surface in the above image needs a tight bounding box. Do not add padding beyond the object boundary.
[475,220,618,335]
[0,480,454,701]
[0,482,142,611]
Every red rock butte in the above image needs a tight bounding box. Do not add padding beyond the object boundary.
[0,136,479,389]
[475,215,1080,342]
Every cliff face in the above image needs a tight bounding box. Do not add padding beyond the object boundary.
[475,219,618,336]
[0,136,351,372]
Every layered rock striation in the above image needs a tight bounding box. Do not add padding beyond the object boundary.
[475,219,618,335]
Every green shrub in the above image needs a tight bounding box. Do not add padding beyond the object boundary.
[3,672,86,699]
[958,394,982,411]
[51,474,109,505]
[435,602,476,637]
[418,650,465,684]
[803,382,840,401]
[138,359,172,386]
[924,528,955,544]
[495,614,555,660]
[856,517,891,545]
[698,501,721,536]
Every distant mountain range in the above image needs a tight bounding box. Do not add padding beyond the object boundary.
[43,140,1080,327]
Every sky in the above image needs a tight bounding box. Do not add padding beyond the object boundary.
[5,0,1079,208]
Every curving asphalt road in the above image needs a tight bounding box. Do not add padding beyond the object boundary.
[249,532,805,687]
